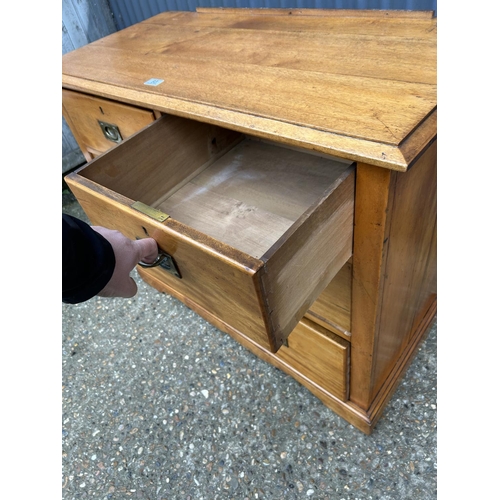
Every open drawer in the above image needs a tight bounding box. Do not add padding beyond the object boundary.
[65,114,355,352]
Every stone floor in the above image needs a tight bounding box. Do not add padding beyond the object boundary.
[62,190,437,499]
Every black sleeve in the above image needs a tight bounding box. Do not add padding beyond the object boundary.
[62,214,116,304]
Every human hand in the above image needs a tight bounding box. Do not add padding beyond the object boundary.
[91,226,158,298]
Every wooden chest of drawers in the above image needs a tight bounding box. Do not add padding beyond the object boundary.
[62,8,437,434]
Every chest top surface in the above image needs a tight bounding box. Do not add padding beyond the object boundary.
[62,8,437,171]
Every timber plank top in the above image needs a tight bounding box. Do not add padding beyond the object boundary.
[62,8,437,171]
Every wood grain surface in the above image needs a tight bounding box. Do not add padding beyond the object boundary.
[195,8,435,19]
[65,173,274,349]
[277,318,350,401]
[62,89,156,161]
[350,141,437,409]
[260,169,354,347]
[305,259,352,339]
[66,116,355,352]
[350,163,394,410]
[62,9,436,171]
[370,141,437,398]
[62,9,438,432]
[157,138,351,257]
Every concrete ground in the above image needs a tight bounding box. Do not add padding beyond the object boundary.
[62,189,437,500]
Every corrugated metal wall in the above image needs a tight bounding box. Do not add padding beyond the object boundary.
[108,0,437,31]
[62,0,117,173]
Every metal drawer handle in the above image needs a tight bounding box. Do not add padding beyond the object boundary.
[98,120,122,143]
[138,250,181,279]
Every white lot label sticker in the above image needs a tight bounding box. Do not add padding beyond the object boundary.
[144,78,164,86]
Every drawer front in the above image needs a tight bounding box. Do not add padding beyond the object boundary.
[62,89,156,160]
[277,318,350,401]
[65,114,355,353]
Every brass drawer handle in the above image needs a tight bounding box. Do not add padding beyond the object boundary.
[138,250,181,279]
[98,120,122,143]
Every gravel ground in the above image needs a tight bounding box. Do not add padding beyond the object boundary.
[62,190,437,500]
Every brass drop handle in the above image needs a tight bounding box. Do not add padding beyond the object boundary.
[138,250,181,279]
[98,120,123,143]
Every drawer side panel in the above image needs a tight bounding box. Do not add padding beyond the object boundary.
[260,169,355,348]
[371,141,437,398]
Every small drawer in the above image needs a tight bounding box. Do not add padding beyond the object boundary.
[277,318,350,401]
[65,114,355,352]
[62,90,156,160]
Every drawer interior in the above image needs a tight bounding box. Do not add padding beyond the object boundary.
[78,114,353,259]
[70,113,355,351]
